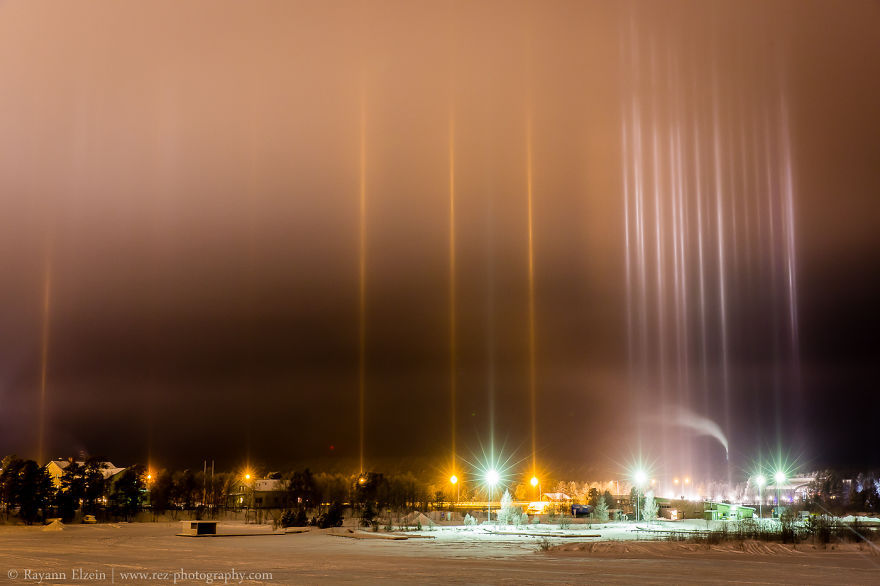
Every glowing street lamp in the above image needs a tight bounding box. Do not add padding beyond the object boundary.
[774,471,786,512]
[634,470,647,486]
[242,471,254,519]
[530,475,541,500]
[450,474,459,509]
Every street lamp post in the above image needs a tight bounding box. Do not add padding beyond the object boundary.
[243,472,253,523]
[755,475,766,522]
[633,470,647,523]
[450,475,459,514]
[486,469,499,526]
[774,471,786,517]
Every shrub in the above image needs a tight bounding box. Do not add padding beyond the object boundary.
[314,502,344,528]
[780,508,797,543]
[280,509,309,528]
[806,515,832,546]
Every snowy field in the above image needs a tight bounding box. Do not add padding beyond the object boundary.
[1,520,878,584]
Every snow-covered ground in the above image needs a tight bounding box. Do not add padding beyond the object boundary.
[0,520,878,584]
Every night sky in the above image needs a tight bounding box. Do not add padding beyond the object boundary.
[0,1,877,477]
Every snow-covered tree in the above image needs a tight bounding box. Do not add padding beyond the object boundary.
[642,491,658,524]
[593,491,609,523]
[498,489,521,525]
[463,513,476,527]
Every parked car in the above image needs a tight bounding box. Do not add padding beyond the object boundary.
[526,501,550,515]
[570,504,593,517]
[82,515,97,524]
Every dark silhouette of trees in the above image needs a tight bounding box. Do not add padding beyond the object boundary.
[17,461,53,524]
[81,458,109,514]
[0,456,26,519]
[172,470,198,510]
[57,461,85,521]
[147,470,174,519]
[280,469,317,527]
[109,465,146,521]
[286,469,318,511]
[603,490,616,509]
[0,458,53,524]
[353,472,389,527]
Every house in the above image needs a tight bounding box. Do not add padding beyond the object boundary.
[228,478,288,509]
[539,492,572,514]
[45,458,125,489]
[541,492,572,503]
[703,501,756,521]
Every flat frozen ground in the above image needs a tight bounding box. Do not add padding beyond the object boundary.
[1,521,878,584]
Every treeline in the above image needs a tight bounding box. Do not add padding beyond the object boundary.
[0,455,446,527]
[806,470,880,515]
[149,468,441,529]
[0,456,145,525]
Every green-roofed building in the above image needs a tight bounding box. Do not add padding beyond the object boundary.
[703,501,756,521]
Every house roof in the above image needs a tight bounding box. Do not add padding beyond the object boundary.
[542,492,572,501]
[46,460,123,479]
[254,479,284,492]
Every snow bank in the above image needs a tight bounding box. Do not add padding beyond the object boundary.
[839,515,880,524]
[42,519,64,532]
